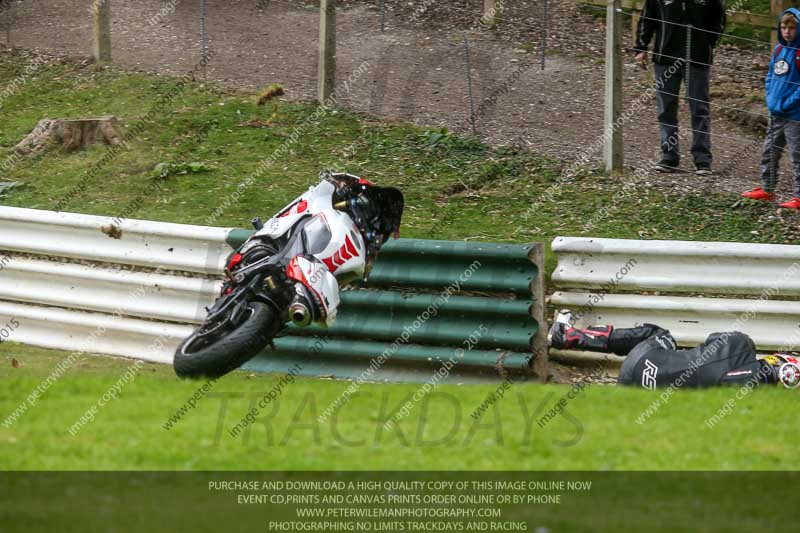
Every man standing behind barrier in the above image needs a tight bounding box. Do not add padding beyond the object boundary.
[633,0,726,175]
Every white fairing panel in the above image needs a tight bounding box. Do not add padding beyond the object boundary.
[254,181,335,240]
[312,212,365,278]
[292,256,341,327]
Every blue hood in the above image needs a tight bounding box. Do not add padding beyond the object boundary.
[766,7,800,119]
[778,8,800,47]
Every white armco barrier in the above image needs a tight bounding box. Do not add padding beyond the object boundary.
[0,301,193,364]
[552,236,800,296]
[0,255,219,324]
[0,206,233,274]
[550,237,800,361]
[0,206,231,362]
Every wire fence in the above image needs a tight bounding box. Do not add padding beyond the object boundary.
[0,0,796,193]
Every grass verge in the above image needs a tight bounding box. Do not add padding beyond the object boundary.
[1,344,798,470]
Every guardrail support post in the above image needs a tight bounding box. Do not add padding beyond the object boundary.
[604,0,623,172]
[91,0,112,64]
[530,243,549,382]
[318,0,336,104]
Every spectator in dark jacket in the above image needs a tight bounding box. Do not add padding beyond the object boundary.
[633,0,727,175]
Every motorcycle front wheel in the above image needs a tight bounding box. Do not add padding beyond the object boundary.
[173,302,278,379]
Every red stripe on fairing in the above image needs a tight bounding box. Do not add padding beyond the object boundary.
[323,235,360,272]
[322,257,338,273]
[344,235,358,257]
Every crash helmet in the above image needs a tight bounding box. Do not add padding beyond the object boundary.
[768,353,800,389]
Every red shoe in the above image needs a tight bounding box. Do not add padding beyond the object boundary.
[779,197,800,210]
[741,187,774,201]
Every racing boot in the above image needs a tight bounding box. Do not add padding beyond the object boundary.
[548,321,612,353]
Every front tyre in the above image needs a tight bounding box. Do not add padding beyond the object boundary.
[174,302,277,379]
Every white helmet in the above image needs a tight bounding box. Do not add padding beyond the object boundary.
[769,353,800,389]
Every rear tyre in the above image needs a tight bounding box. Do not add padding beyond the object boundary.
[174,302,278,379]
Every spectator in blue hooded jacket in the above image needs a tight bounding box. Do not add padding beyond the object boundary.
[742,8,800,209]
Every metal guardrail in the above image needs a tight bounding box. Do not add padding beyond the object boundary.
[0,207,547,382]
[550,237,800,361]
[0,206,232,274]
[229,233,548,382]
[0,255,218,323]
[0,300,192,363]
[552,236,800,296]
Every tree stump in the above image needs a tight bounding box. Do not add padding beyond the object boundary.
[13,116,123,155]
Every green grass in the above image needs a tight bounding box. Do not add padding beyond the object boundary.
[1,344,799,471]
[1,51,800,471]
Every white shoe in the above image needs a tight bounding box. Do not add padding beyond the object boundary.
[554,309,573,326]
[547,309,573,347]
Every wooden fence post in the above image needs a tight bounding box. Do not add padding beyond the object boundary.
[92,0,111,63]
[771,0,794,47]
[483,0,498,26]
[1,0,12,45]
[318,0,336,104]
[631,1,641,38]
[771,0,780,47]
[604,0,623,172]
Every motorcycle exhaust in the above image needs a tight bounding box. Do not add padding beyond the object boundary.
[289,302,312,327]
[289,292,315,327]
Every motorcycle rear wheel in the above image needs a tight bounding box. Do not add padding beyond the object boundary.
[173,302,277,379]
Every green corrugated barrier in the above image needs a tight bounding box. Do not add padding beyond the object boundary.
[226,232,547,383]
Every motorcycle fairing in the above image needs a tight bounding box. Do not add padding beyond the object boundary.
[252,180,367,280]
[286,255,340,326]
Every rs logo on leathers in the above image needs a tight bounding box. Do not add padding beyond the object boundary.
[642,360,659,390]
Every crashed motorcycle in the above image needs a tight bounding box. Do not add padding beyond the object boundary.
[174,171,404,378]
